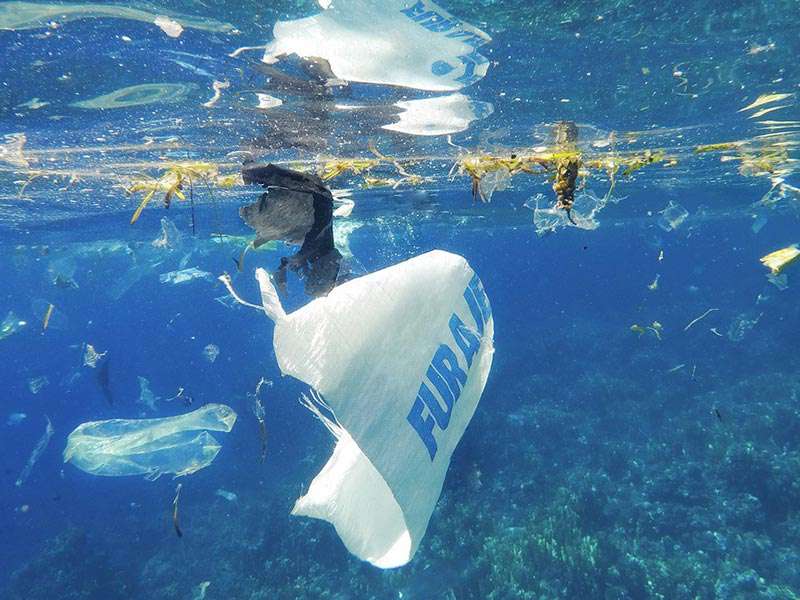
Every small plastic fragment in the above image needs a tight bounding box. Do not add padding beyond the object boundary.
[202,80,230,108]
[159,267,213,285]
[83,344,107,368]
[0,133,30,168]
[203,344,220,363]
[152,217,184,250]
[63,404,237,479]
[192,581,211,600]
[215,489,238,502]
[7,412,27,426]
[727,312,762,342]
[477,166,511,203]
[137,376,160,411]
[16,416,54,487]
[28,376,49,394]
[657,201,689,231]
[760,244,800,275]
[0,310,27,340]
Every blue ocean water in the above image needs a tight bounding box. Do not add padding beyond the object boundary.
[2,1,800,598]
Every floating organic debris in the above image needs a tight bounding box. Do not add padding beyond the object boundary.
[83,344,107,368]
[159,267,213,285]
[72,83,197,110]
[172,483,183,537]
[7,412,27,426]
[28,376,49,395]
[16,416,54,487]
[63,404,237,479]
[41,302,54,333]
[0,2,235,33]
[760,244,800,275]
[657,201,689,231]
[203,344,219,363]
[1,310,27,340]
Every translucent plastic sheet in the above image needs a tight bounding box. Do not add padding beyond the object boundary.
[264,0,491,91]
[64,404,237,479]
[382,93,493,136]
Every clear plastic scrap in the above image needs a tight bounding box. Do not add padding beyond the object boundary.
[657,201,689,231]
[528,191,607,235]
[263,0,491,91]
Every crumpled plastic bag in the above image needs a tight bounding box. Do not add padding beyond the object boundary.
[63,404,237,479]
[264,0,491,91]
[241,250,494,568]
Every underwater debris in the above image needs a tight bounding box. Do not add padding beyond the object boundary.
[263,0,491,91]
[1,310,27,340]
[152,217,184,250]
[232,251,493,568]
[16,416,54,487]
[7,412,27,426]
[154,15,183,37]
[727,312,763,342]
[0,132,30,168]
[202,344,219,363]
[172,483,183,537]
[63,403,237,479]
[684,308,719,331]
[249,377,270,463]
[137,376,161,411]
[28,376,49,395]
[760,244,800,275]
[0,2,236,32]
[41,302,54,333]
[552,122,581,222]
[382,93,494,136]
[657,201,689,231]
[648,274,660,291]
[320,158,379,181]
[71,83,198,110]
[159,267,213,285]
[201,80,230,108]
[241,163,345,297]
[767,273,789,290]
[83,343,107,368]
[215,489,238,502]
[192,581,211,600]
[630,322,663,340]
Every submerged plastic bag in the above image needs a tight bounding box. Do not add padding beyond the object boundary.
[264,0,491,91]
[64,404,237,479]
[247,250,494,568]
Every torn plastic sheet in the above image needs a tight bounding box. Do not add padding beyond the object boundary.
[264,0,491,91]
[528,191,608,235]
[64,404,237,479]
[16,416,54,487]
[382,93,493,136]
[234,250,494,568]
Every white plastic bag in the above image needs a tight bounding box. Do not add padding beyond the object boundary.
[264,0,491,91]
[250,250,494,567]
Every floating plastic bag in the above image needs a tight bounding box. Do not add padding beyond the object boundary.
[264,0,491,91]
[244,250,494,568]
[64,404,237,479]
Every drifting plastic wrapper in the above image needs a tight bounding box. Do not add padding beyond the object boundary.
[264,0,491,91]
[234,250,494,568]
[64,404,237,479]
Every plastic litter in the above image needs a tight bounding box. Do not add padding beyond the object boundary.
[760,243,800,275]
[0,310,27,340]
[137,376,160,411]
[159,267,213,285]
[16,416,54,487]
[203,344,220,363]
[236,250,493,568]
[657,201,689,231]
[215,489,238,502]
[7,412,27,426]
[727,312,763,342]
[72,83,197,110]
[83,343,107,368]
[382,93,493,136]
[263,0,491,91]
[28,376,49,394]
[154,15,183,37]
[529,191,606,234]
[63,404,237,479]
[0,132,29,168]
